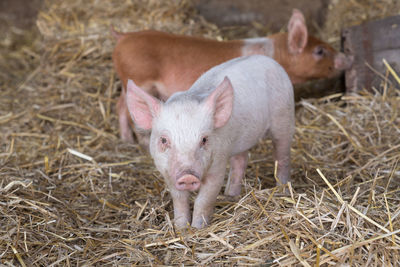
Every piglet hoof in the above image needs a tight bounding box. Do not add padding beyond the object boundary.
[174,217,191,230]
[275,183,291,195]
[224,183,241,198]
[191,216,209,229]
[221,194,241,202]
[120,132,134,143]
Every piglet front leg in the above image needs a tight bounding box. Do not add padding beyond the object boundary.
[191,165,227,228]
[169,189,191,229]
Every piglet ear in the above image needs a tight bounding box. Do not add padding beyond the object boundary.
[205,77,234,129]
[126,79,161,130]
[288,9,308,54]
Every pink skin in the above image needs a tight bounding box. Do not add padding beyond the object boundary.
[176,174,201,191]
[112,9,352,144]
[192,165,227,228]
[126,55,295,229]
[126,78,234,228]
[224,151,249,197]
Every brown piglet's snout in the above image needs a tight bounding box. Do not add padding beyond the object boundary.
[334,52,354,70]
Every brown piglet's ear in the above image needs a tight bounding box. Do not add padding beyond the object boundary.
[288,9,308,54]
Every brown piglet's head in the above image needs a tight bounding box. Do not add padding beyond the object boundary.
[272,9,353,84]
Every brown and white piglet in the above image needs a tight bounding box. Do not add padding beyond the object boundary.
[126,55,295,229]
[112,9,352,145]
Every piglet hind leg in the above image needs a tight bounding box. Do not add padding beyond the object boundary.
[271,133,292,186]
[117,91,134,143]
[224,151,249,197]
[191,165,227,229]
[119,102,151,150]
[269,100,294,186]
[134,130,151,152]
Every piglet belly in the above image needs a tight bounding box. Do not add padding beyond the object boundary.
[228,118,271,156]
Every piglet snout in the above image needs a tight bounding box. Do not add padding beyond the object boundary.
[176,174,201,191]
[334,53,354,70]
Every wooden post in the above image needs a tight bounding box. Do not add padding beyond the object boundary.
[342,15,400,93]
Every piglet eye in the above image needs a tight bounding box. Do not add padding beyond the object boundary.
[314,46,326,57]
[200,136,208,147]
[159,136,170,152]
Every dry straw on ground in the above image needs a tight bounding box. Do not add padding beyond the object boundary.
[1,0,399,266]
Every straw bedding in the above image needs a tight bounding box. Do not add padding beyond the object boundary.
[1,0,399,265]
